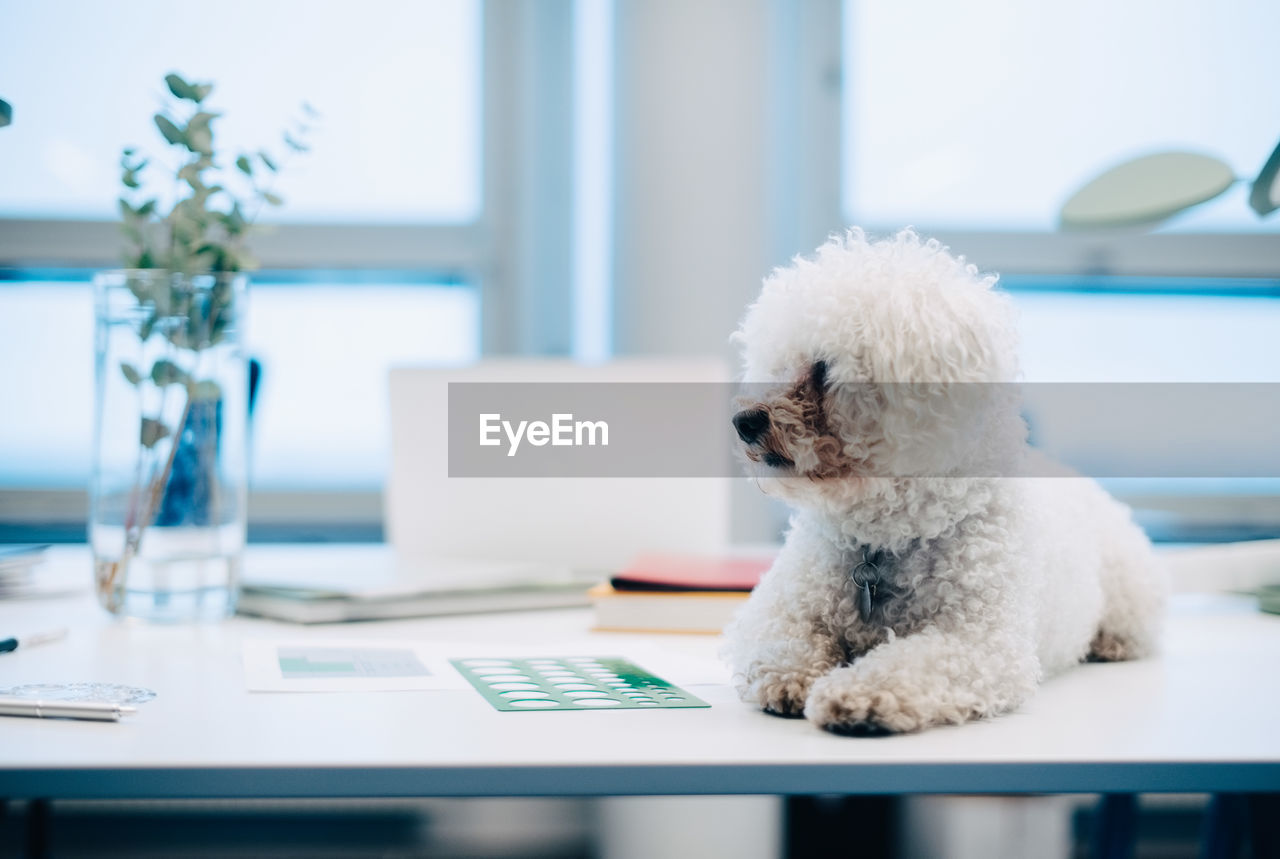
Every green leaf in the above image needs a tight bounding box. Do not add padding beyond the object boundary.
[301,101,320,118]
[122,169,141,189]
[186,128,213,156]
[125,274,153,301]
[258,150,278,172]
[140,418,170,449]
[164,73,198,101]
[220,203,248,236]
[138,314,157,340]
[185,111,218,156]
[154,113,186,146]
[235,155,253,176]
[283,132,309,153]
[120,362,143,385]
[178,162,205,188]
[261,191,284,206]
[192,83,213,102]
[118,198,137,219]
[137,199,157,217]
[188,380,223,401]
[122,147,136,157]
[150,359,189,387]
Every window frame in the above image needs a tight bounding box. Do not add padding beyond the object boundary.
[814,0,1280,539]
[0,0,581,541]
[818,0,1280,279]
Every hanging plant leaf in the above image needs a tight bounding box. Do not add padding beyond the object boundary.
[1060,151,1236,230]
[120,362,144,386]
[140,418,171,449]
[150,358,189,387]
[154,114,187,147]
[0,98,12,128]
[164,73,199,102]
[184,112,219,157]
[188,380,223,401]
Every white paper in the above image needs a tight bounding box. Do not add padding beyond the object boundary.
[242,639,470,692]
[242,637,732,693]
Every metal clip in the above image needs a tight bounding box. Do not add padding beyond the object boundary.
[852,548,880,622]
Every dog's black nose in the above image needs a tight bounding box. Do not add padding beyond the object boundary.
[733,408,770,443]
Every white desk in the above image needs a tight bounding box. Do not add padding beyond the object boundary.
[2,546,1279,800]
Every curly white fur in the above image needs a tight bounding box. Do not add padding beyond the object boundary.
[723,229,1167,735]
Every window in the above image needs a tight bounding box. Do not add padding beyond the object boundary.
[0,0,579,539]
[0,0,481,223]
[842,0,1280,235]
[0,272,478,491]
[842,1,1280,539]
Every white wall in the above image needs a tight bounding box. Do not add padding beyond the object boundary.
[611,0,843,543]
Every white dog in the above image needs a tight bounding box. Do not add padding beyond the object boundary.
[722,229,1165,735]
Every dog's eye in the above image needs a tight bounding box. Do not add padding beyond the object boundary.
[810,359,828,393]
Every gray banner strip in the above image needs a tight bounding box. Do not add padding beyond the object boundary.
[446,382,1280,478]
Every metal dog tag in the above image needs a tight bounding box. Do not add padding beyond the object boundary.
[852,549,881,623]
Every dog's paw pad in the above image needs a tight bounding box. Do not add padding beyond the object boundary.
[824,719,893,737]
[1087,629,1135,662]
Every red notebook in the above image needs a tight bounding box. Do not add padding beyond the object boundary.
[609,553,773,593]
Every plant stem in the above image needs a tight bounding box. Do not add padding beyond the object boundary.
[97,392,194,608]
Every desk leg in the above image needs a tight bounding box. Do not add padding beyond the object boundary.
[785,796,896,859]
[24,799,50,859]
[1247,794,1279,859]
[1091,794,1137,859]
[1200,794,1246,859]
[1200,793,1280,859]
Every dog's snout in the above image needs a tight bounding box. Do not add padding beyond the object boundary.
[733,408,770,443]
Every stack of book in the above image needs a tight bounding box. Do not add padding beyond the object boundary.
[589,552,774,634]
[0,545,50,599]
[237,554,602,624]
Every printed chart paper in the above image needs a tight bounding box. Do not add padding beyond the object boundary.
[242,639,468,692]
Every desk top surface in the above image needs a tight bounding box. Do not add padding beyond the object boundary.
[2,546,1278,799]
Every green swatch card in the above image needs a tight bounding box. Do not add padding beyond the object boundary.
[451,656,710,711]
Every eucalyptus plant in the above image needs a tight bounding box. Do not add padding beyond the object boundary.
[97,72,312,607]
[118,71,314,273]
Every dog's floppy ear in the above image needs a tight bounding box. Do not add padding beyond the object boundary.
[809,359,828,393]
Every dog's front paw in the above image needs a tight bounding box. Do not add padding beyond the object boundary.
[803,668,924,735]
[741,669,817,718]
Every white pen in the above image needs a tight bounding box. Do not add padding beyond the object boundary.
[0,627,69,654]
[0,697,137,722]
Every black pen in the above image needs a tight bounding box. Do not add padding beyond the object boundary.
[0,628,68,653]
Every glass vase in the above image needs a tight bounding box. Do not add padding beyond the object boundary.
[90,270,248,621]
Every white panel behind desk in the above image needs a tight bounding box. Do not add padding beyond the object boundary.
[386,359,732,571]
